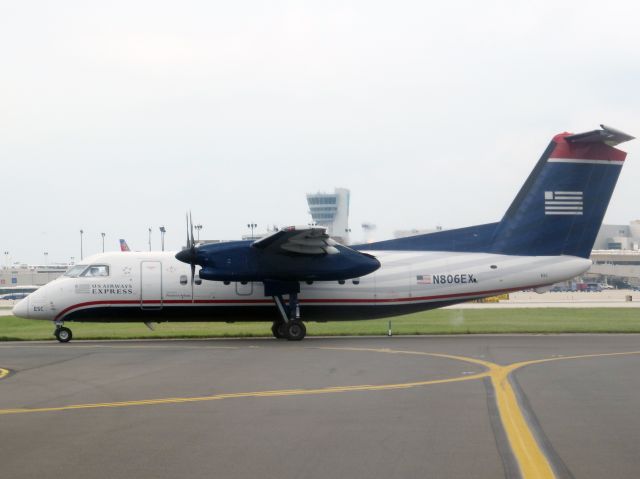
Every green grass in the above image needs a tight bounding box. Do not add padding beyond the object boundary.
[1,308,639,341]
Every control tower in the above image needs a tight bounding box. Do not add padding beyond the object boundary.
[306,188,350,243]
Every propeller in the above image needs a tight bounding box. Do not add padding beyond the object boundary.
[188,211,196,285]
[175,211,198,302]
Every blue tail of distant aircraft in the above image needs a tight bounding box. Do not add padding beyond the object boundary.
[119,239,131,252]
[359,125,634,258]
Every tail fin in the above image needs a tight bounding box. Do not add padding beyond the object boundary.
[119,239,131,252]
[490,125,634,258]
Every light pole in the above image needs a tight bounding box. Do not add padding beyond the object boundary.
[80,229,84,260]
[159,226,166,251]
[195,224,202,242]
[3,251,8,270]
[148,227,152,251]
[247,223,257,240]
[101,232,105,253]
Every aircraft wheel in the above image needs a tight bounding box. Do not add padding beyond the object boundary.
[271,322,286,339]
[55,327,72,343]
[285,320,306,341]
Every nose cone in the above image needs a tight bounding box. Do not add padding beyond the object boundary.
[175,248,197,264]
[12,297,29,319]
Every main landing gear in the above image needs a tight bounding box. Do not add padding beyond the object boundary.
[54,321,72,343]
[271,292,306,341]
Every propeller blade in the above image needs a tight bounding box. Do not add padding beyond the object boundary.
[189,211,195,250]
[186,213,190,250]
[191,263,195,302]
[178,211,199,302]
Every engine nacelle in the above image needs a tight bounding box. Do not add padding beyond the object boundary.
[188,240,380,283]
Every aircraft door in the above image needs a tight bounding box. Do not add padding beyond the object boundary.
[140,261,163,309]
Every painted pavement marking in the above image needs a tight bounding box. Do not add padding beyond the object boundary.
[2,345,640,479]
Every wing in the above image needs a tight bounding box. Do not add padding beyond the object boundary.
[252,226,339,255]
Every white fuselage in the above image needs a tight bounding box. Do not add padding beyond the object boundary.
[13,250,591,323]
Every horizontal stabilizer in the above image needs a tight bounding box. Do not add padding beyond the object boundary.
[565,124,634,147]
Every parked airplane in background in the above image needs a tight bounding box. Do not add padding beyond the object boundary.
[119,239,131,252]
[13,125,634,342]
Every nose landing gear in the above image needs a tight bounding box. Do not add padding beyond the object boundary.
[54,321,73,343]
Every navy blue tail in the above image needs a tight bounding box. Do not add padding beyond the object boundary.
[357,125,633,258]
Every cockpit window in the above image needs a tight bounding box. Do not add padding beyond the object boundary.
[81,265,110,277]
[64,265,89,277]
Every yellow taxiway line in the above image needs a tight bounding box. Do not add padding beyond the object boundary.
[2,346,640,479]
[0,372,487,416]
[491,364,554,478]
[321,347,640,479]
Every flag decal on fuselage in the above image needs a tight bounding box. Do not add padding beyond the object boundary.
[544,191,583,215]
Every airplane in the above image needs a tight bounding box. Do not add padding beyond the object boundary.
[12,125,634,342]
[119,239,131,252]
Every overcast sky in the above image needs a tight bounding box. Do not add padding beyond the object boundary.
[2,0,639,265]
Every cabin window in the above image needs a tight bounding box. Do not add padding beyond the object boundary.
[81,265,109,277]
[490,265,498,269]
[180,275,188,285]
[352,279,360,285]
[338,280,346,285]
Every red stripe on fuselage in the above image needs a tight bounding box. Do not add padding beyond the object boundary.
[53,284,545,321]
[54,299,274,320]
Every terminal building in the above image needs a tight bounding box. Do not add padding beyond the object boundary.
[306,188,351,244]
[592,220,640,250]
[0,264,68,290]
[586,220,640,286]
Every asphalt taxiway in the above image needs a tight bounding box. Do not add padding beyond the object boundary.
[1,335,640,479]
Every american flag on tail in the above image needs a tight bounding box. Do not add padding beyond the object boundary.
[544,191,583,215]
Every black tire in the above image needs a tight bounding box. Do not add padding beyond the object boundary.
[285,320,306,341]
[55,327,72,343]
[277,322,288,339]
[271,322,284,339]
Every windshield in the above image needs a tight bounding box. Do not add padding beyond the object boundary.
[64,265,88,277]
[81,265,110,277]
